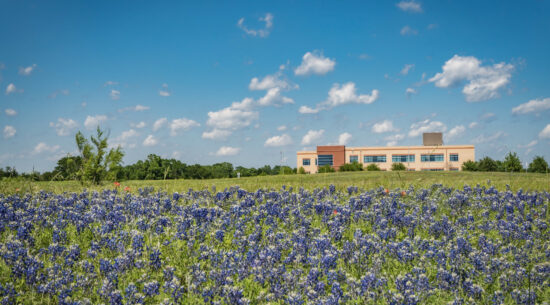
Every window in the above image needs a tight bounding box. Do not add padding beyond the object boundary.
[315,158,318,165]
[392,154,415,163]
[350,155,358,163]
[302,159,310,166]
[421,168,444,171]
[318,155,333,166]
[450,154,459,162]
[421,154,444,162]
[450,167,459,171]
[364,155,386,163]
[408,168,416,171]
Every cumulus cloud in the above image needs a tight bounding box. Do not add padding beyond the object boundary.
[118,105,150,113]
[237,13,273,38]
[249,72,296,91]
[396,1,423,13]
[400,64,415,75]
[472,131,506,144]
[429,55,514,102]
[84,115,108,130]
[159,83,170,97]
[408,119,447,137]
[206,106,259,131]
[372,120,398,133]
[215,146,240,156]
[277,125,287,131]
[406,87,417,98]
[153,118,168,131]
[202,129,232,140]
[118,129,139,141]
[338,132,352,145]
[385,134,405,146]
[49,118,78,136]
[33,142,60,154]
[5,83,18,95]
[539,124,550,139]
[143,135,158,147]
[3,125,16,139]
[468,122,479,129]
[19,64,37,76]
[295,51,336,76]
[110,89,120,100]
[400,25,418,36]
[264,134,293,147]
[512,97,550,115]
[299,82,379,114]
[301,129,324,145]
[131,121,146,129]
[110,129,140,148]
[257,87,294,107]
[5,109,17,116]
[445,125,466,142]
[169,118,200,136]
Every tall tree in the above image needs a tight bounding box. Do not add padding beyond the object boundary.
[503,152,523,172]
[477,156,498,172]
[528,156,549,173]
[75,127,124,184]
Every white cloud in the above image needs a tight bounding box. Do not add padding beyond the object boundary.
[202,129,232,140]
[118,105,150,112]
[400,64,415,75]
[338,132,352,145]
[468,122,479,129]
[206,106,259,130]
[159,84,170,97]
[237,13,273,38]
[277,125,287,131]
[519,140,538,148]
[5,83,17,95]
[257,87,294,107]
[539,124,550,139]
[300,82,379,114]
[408,119,447,137]
[215,146,240,156]
[481,112,496,121]
[84,115,108,130]
[472,131,506,144]
[400,25,418,36]
[169,118,200,136]
[512,97,550,115]
[429,55,514,102]
[19,64,37,76]
[396,1,423,13]
[372,120,398,133]
[143,135,158,147]
[4,109,16,116]
[131,121,146,129]
[48,89,70,99]
[3,125,16,139]
[294,51,336,76]
[153,118,168,131]
[118,129,139,141]
[385,134,405,146]
[301,129,325,145]
[249,72,295,91]
[110,129,140,148]
[49,118,78,136]
[104,81,118,86]
[110,89,120,100]
[33,142,60,154]
[264,134,293,147]
[445,125,466,142]
[406,87,417,98]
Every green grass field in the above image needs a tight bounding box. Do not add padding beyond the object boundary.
[1,171,549,194]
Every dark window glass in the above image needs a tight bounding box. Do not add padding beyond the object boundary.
[302,159,310,166]
[318,155,333,166]
[364,155,387,163]
[421,154,444,162]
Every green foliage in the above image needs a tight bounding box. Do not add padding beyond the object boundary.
[53,155,82,180]
[0,166,18,178]
[528,155,549,173]
[318,165,335,173]
[339,162,363,172]
[298,167,307,174]
[477,156,498,172]
[462,160,478,171]
[75,127,125,184]
[366,163,380,171]
[503,152,523,172]
[391,162,406,171]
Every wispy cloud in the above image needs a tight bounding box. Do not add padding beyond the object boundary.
[237,13,273,38]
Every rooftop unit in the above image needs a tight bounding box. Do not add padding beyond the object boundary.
[423,132,443,146]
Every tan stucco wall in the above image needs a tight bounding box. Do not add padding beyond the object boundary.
[296,151,318,173]
[298,145,475,172]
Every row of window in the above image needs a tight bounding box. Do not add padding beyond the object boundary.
[302,154,459,166]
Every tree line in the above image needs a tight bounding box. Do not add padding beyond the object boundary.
[461,152,548,173]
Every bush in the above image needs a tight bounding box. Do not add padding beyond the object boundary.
[477,156,498,172]
[366,164,380,171]
[298,167,307,174]
[462,160,478,171]
[339,162,363,172]
[503,152,522,172]
[391,163,406,171]
[528,156,549,173]
[318,165,335,173]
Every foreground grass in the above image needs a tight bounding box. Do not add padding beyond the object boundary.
[1,171,549,194]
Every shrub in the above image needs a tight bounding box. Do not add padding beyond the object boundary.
[339,162,363,172]
[503,152,522,172]
[318,165,335,173]
[366,164,380,171]
[477,157,498,172]
[391,163,406,171]
[298,167,307,174]
[462,160,478,171]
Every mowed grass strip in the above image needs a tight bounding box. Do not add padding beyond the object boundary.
[1,171,549,194]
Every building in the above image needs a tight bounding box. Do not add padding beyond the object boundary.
[296,132,475,173]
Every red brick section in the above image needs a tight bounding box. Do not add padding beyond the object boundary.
[317,145,346,171]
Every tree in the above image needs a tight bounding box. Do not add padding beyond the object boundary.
[75,127,124,184]
[318,165,335,173]
[477,156,498,172]
[298,167,307,174]
[366,164,380,171]
[53,155,82,180]
[528,156,549,173]
[339,162,363,172]
[391,163,406,171]
[503,152,522,172]
[461,160,478,171]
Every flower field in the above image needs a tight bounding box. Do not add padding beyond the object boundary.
[0,183,549,304]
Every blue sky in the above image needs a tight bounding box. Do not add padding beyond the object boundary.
[1,0,550,172]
